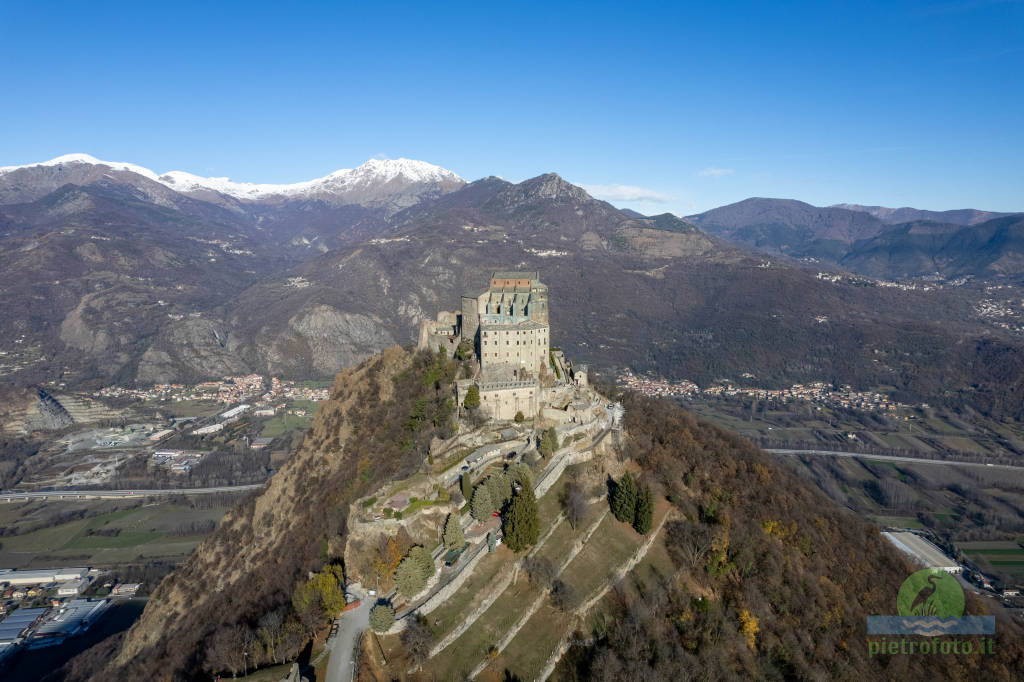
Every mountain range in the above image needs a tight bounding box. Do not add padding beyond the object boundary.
[688,197,1024,280]
[2,154,1023,421]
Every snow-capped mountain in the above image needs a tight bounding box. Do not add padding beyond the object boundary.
[0,153,465,209]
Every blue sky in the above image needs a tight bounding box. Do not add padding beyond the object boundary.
[1,1,1022,214]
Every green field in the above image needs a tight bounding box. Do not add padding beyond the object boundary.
[961,543,1024,580]
[0,500,232,568]
[870,515,924,529]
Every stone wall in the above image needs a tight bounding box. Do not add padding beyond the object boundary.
[478,380,539,420]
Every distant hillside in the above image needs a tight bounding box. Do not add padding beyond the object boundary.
[689,197,1024,281]
[834,203,1016,226]
[558,393,1024,680]
[839,215,1024,280]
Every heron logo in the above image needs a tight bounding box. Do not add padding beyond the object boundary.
[896,569,963,618]
[867,568,995,655]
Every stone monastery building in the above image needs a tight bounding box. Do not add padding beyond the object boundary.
[418,271,552,420]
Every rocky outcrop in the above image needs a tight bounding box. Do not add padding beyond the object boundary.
[137,317,251,384]
[23,388,74,432]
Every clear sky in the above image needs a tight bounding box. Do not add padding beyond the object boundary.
[1,1,1021,215]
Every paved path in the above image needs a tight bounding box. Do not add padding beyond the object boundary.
[0,483,264,502]
[325,599,370,682]
[766,449,1024,471]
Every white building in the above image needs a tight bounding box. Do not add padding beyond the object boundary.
[219,404,251,420]
[0,568,88,586]
[57,578,89,596]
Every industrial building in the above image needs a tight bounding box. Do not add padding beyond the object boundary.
[28,599,109,648]
[0,607,47,645]
[882,532,962,574]
[219,404,251,420]
[57,577,90,597]
[0,568,88,586]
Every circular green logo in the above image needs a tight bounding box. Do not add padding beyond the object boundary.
[897,569,964,617]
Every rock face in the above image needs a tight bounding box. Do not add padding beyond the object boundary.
[137,317,251,384]
[23,389,74,432]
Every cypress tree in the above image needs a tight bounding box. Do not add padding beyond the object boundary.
[460,472,473,502]
[633,485,654,534]
[471,485,493,521]
[503,485,540,551]
[611,473,638,524]
[443,513,465,550]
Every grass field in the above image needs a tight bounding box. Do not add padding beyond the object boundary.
[423,578,541,681]
[0,500,231,568]
[260,412,314,438]
[427,547,514,636]
[870,515,924,529]
[488,604,570,680]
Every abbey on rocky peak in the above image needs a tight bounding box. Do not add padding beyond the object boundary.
[419,270,584,420]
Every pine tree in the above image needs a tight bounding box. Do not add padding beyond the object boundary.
[443,513,465,550]
[369,604,395,632]
[471,485,493,521]
[463,385,480,409]
[485,473,512,509]
[395,556,426,597]
[409,545,435,582]
[633,484,654,534]
[611,473,638,524]
[503,485,540,551]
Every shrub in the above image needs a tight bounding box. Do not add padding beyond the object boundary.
[463,385,480,410]
[514,411,525,423]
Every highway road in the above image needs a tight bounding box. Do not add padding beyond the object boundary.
[0,483,265,502]
[766,449,1024,471]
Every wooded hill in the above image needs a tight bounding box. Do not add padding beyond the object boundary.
[558,393,1024,680]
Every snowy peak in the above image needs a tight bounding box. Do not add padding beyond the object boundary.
[158,157,463,201]
[0,154,465,208]
[0,153,162,182]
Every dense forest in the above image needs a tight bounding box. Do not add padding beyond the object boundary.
[557,394,1024,680]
